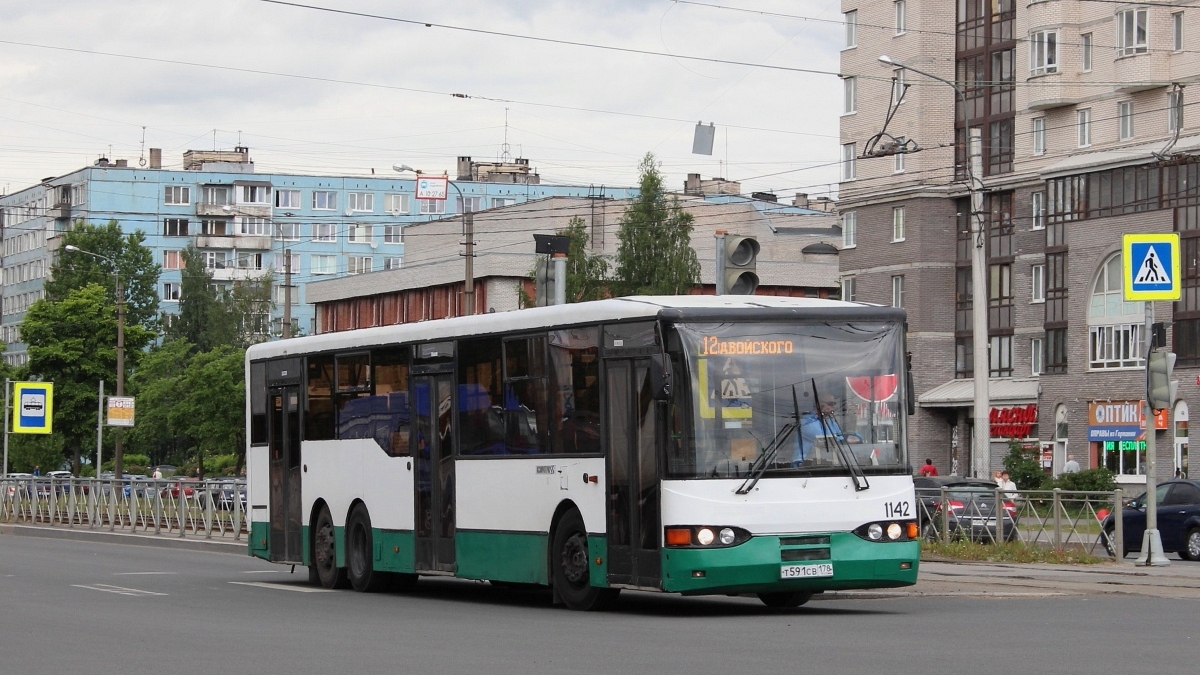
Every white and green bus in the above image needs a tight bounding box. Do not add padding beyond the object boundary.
[245,296,919,610]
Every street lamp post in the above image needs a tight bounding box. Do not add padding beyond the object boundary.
[63,244,125,478]
[394,165,475,315]
[879,55,991,478]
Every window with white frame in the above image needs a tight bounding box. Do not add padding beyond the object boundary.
[240,185,269,204]
[163,282,181,302]
[239,253,264,271]
[1032,191,1046,230]
[275,252,300,274]
[348,192,374,212]
[204,251,229,270]
[842,211,857,248]
[892,68,906,103]
[493,197,514,208]
[892,275,905,308]
[843,76,856,114]
[163,250,183,270]
[385,257,403,271]
[384,224,403,244]
[841,143,856,181]
[419,198,445,215]
[1173,12,1184,51]
[275,189,301,209]
[385,193,409,214]
[1032,117,1046,155]
[314,222,336,242]
[845,10,857,48]
[201,219,229,235]
[276,222,301,241]
[312,190,337,210]
[1169,90,1184,132]
[1116,7,1148,57]
[163,218,189,237]
[892,207,905,242]
[1031,338,1044,375]
[241,217,270,236]
[311,254,337,275]
[347,256,373,275]
[1031,263,1045,302]
[348,224,373,243]
[164,185,190,205]
[894,151,905,173]
[895,1,905,34]
[202,186,231,206]
[1089,253,1145,368]
[1029,30,1058,76]
[456,196,483,213]
[1082,33,1093,71]
[272,285,299,305]
[989,335,1012,377]
[842,276,857,302]
[71,184,86,206]
[1119,101,1134,140]
[1077,108,1092,147]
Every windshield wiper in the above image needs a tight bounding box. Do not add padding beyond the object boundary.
[811,380,870,492]
[736,385,802,495]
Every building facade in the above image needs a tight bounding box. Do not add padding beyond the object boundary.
[840,0,1198,485]
[0,149,635,363]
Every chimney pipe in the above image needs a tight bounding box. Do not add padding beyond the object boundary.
[794,193,809,208]
[149,148,162,169]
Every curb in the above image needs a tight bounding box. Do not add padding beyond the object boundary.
[0,523,247,556]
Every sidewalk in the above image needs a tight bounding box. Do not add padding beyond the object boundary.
[0,522,246,555]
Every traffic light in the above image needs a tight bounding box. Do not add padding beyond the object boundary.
[1146,349,1178,411]
[723,236,759,295]
[535,258,556,307]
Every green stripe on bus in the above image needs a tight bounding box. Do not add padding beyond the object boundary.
[587,535,608,588]
[249,521,270,560]
[455,530,548,584]
[660,532,918,595]
[372,528,416,573]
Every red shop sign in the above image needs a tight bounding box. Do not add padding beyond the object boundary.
[990,404,1038,439]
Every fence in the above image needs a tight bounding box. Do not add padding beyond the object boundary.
[0,476,247,541]
[916,484,1125,558]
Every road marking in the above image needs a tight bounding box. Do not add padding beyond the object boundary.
[241,570,282,574]
[73,584,167,597]
[229,581,332,593]
[114,572,177,576]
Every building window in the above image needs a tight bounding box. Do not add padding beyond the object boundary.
[201,219,229,235]
[1169,90,1184,132]
[163,282,180,302]
[1032,117,1046,155]
[1029,30,1058,76]
[989,263,1013,329]
[275,252,300,274]
[164,186,190,205]
[275,189,301,209]
[842,211,857,248]
[1046,327,1067,374]
[456,196,483,213]
[239,253,264,271]
[1077,108,1091,147]
[163,250,183,270]
[843,76,856,114]
[348,224,373,243]
[385,257,403,271]
[1031,338,1044,376]
[385,193,409,214]
[1032,191,1046,231]
[493,197,514,208]
[163,218,189,237]
[1173,12,1184,51]
[1116,8,1149,57]
[842,276,856,302]
[384,225,403,244]
[841,143,856,181]
[1119,101,1134,140]
[892,68,906,103]
[276,222,301,241]
[419,198,445,215]
[895,1,906,34]
[1081,33,1093,72]
[240,185,269,204]
[315,223,336,242]
[241,217,270,236]
[204,251,229,270]
[1031,263,1045,303]
[313,190,337,210]
[1088,253,1145,369]
[892,207,906,242]
[272,285,299,306]
[311,254,336,275]
[348,192,374,212]
[892,275,905,308]
[845,10,857,48]
[989,334,1012,377]
[894,151,905,173]
[348,256,373,275]
[202,186,231,206]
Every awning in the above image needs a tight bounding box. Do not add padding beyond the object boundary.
[919,378,1040,408]
[1041,134,1200,178]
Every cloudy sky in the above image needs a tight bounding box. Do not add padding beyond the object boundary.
[0,0,851,200]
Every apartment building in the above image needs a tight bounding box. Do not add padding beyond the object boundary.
[839,1,1198,485]
[0,149,635,363]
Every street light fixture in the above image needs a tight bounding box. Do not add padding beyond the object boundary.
[393,164,476,315]
[877,55,991,479]
[63,244,126,478]
[221,205,293,338]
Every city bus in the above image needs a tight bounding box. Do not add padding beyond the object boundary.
[244,296,920,610]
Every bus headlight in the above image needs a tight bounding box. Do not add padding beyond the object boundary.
[664,526,751,548]
[854,521,918,542]
[696,528,715,545]
[887,523,902,540]
[718,528,736,545]
[867,523,884,540]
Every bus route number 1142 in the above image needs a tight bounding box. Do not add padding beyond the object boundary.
[885,501,911,518]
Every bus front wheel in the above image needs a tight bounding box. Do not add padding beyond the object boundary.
[346,504,386,592]
[312,506,347,589]
[758,591,814,608]
[552,510,618,611]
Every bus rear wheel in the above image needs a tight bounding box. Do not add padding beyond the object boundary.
[552,510,618,611]
[757,591,814,608]
[311,506,347,589]
[346,505,386,593]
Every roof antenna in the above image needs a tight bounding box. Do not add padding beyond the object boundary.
[138,126,147,167]
[501,108,512,162]
[213,129,217,151]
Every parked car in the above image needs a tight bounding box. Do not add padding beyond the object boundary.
[161,479,198,499]
[4,473,33,498]
[1101,479,1200,560]
[924,482,1019,543]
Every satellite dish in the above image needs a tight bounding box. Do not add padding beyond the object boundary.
[344,207,354,217]
[390,209,402,217]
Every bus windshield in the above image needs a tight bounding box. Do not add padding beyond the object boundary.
[669,321,908,479]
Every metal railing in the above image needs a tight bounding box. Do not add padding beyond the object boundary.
[916,485,1125,559]
[0,476,247,541]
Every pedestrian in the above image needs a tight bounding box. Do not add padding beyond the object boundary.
[153,467,163,480]
[1175,467,1183,479]
[32,465,40,476]
[918,458,938,477]
[993,469,1004,486]
[999,470,1017,498]
[1063,454,1081,473]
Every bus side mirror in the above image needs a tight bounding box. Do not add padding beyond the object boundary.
[650,356,672,401]
[905,352,916,416]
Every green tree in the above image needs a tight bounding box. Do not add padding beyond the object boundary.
[175,346,246,477]
[126,339,193,467]
[561,216,610,302]
[610,153,700,297]
[1003,440,1045,490]
[170,246,273,350]
[21,284,154,473]
[48,220,161,331]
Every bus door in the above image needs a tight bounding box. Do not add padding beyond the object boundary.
[268,382,302,563]
[413,373,456,572]
[604,358,661,587]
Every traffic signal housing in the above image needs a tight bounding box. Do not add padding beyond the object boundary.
[1146,348,1177,411]
[723,236,759,295]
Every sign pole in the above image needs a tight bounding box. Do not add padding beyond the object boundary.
[1137,306,1169,566]
[2,378,10,475]
[96,380,104,477]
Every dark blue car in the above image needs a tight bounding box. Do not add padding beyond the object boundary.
[1101,479,1200,560]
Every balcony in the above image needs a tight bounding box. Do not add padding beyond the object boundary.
[196,203,232,217]
[1025,76,1086,112]
[1113,51,1171,93]
[211,267,269,282]
[196,234,235,249]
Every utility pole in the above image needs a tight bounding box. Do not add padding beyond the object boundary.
[114,273,125,478]
[283,247,292,338]
[463,211,475,315]
[969,128,990,480]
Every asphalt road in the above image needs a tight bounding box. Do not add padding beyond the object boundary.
[1,537,1195,675]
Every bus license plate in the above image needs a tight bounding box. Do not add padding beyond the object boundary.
[780,563,833,579]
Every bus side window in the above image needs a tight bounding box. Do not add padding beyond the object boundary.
[372,346,411,456]
[305,355,335,441]
[548,328,600,454]
[458,337,504,455]
[250,362,268,445]
[335,353,373,441]
[504,336,549,454]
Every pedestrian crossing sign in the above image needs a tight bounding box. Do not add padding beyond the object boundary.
[1123,233,1180,301]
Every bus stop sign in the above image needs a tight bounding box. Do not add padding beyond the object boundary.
[12,381,53,434]
[1123,233,1180,301]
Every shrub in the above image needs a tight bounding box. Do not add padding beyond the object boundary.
[1002,440,1044,490]
[1053,467,1116,493]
